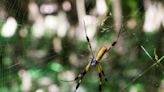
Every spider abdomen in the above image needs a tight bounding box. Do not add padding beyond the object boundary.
[96,47,108,61]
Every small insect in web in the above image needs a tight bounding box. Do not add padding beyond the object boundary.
[61,21,122,92]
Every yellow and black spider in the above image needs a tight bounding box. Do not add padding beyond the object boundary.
[63,21,121,92]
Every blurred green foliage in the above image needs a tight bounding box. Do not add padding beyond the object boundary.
[0,0,164,92]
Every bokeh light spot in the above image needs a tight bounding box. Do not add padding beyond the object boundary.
[48,62,64,72]
[1,17,17,38]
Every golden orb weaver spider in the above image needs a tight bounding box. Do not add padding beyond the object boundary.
[61,21,122,92]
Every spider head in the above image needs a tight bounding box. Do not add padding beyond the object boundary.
[90,58,97,66]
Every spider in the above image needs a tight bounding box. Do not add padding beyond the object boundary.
[62,21,122,92]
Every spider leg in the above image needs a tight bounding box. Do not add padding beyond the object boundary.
[98,63,108,81]
[97,63,103,92]
[97,63,108,92]
[83,20,95,58]
[107,27,122,51]
[74,63,91,92]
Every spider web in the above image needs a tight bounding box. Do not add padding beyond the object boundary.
[0,0,164,92]
[96,11,163,92]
